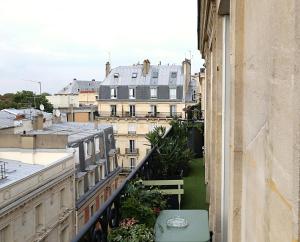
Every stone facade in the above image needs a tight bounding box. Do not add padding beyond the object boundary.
[0,149,75,242]
[198,0,300,242]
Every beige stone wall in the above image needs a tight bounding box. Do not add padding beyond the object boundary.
[47,95,79,108]
[74,112,90,123]
[78,92,97,105]
[0,156,75,242]
[97,118,171,168]
[199,0,300,242]
[98,102,186,117]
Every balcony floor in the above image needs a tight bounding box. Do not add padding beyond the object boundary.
[182,158,208,210]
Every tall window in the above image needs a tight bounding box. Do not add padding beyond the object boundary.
[35,203,43,231]
[150,87,157,99]
[60,187,66,209]
[170,105,176,117]
[129,105,135,117]
[110,88,117,99]
[169,88,177,99]
[60,226,69,242]
[129,140,135,152]
[0,225,11,242]
[130,158,136,169]
[129,88,135,99]
[110,105,117,116]
[90,204,95,217]
[150,105,157,117]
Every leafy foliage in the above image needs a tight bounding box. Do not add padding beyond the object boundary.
[108,223,154,242]
[146,120,195,178]
[121,180,166,227]
[0,90,53,112]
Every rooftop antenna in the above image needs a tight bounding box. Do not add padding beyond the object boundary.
[107,51,111,63]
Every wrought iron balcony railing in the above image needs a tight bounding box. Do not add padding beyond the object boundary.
[98,111,183,119]
[125,148,139,155]
[71,127,172,242]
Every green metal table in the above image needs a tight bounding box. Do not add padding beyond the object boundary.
[155,210,210,242]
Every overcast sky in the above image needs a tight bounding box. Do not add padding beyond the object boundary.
[0,0,203,94]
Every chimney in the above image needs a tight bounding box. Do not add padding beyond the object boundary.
[182,58,191,100]
[105,62,111,77]
[33,113,44,130]
[142,59,150,76]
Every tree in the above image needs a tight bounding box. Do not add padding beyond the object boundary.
[0,90,53,112]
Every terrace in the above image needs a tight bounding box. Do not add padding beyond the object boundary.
[72,120,209,242]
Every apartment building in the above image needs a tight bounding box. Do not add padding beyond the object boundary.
[97,59,199,168]
[47,79,100,122]
[26,122,121,233]
[198,0,300,242]
[0,135,75,242]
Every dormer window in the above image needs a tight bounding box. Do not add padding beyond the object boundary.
[110,88,117,99]
[129,88,136,99]
[114,73,119,78]
[152,71,158,78]
[171,72,177,78]
[132,73,137,78]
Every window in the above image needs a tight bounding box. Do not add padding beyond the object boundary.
[128,123,136,134]
[95,138,100,153]
[150,105,157,117]
[150,88,157,99]
[0,225,11,242]
[130,158,136,170]
[90,204,95,217]
[87,141,93,156]
[129,105,135,117]
[100,165,103,179]
[110,105,117,116]
[129,88,135,99]
[60,188,66,209]
[169,88,177,99]
[132,72,137,78]
[170,105,176,117]
[171,72,177,78]
[152,71,158,78]
[60,226,69,242]
[110,88,117,99]
[129,140,135,152]
[35,203,43,231]
[77,179,84,199]
[192,90,197,101]
[113,73,119,78]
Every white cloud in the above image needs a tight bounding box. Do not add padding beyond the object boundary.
[0,0,203,94]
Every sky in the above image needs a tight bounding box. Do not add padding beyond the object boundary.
[0,0,203,94]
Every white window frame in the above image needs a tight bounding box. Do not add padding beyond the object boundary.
[169,88,177,100]
[130,158,136,169]
[129,105,135,117]
[170,105,176,116]
[110,88,117,99]
[150,87,157,99]
[129,88,136,99]
[132,72,137,78]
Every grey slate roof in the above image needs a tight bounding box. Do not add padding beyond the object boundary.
[28,122,112,144]
[57,80,101,95]
[0,108,52,130]
[101,64,184,86]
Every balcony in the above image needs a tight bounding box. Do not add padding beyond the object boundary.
[98,111,183,119]
[125,148,139,155]
[71,121,209,242]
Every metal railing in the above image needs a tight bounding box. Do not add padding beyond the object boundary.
[125,148,139,155]
[98,111,183,119]
[71,127,173,242]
